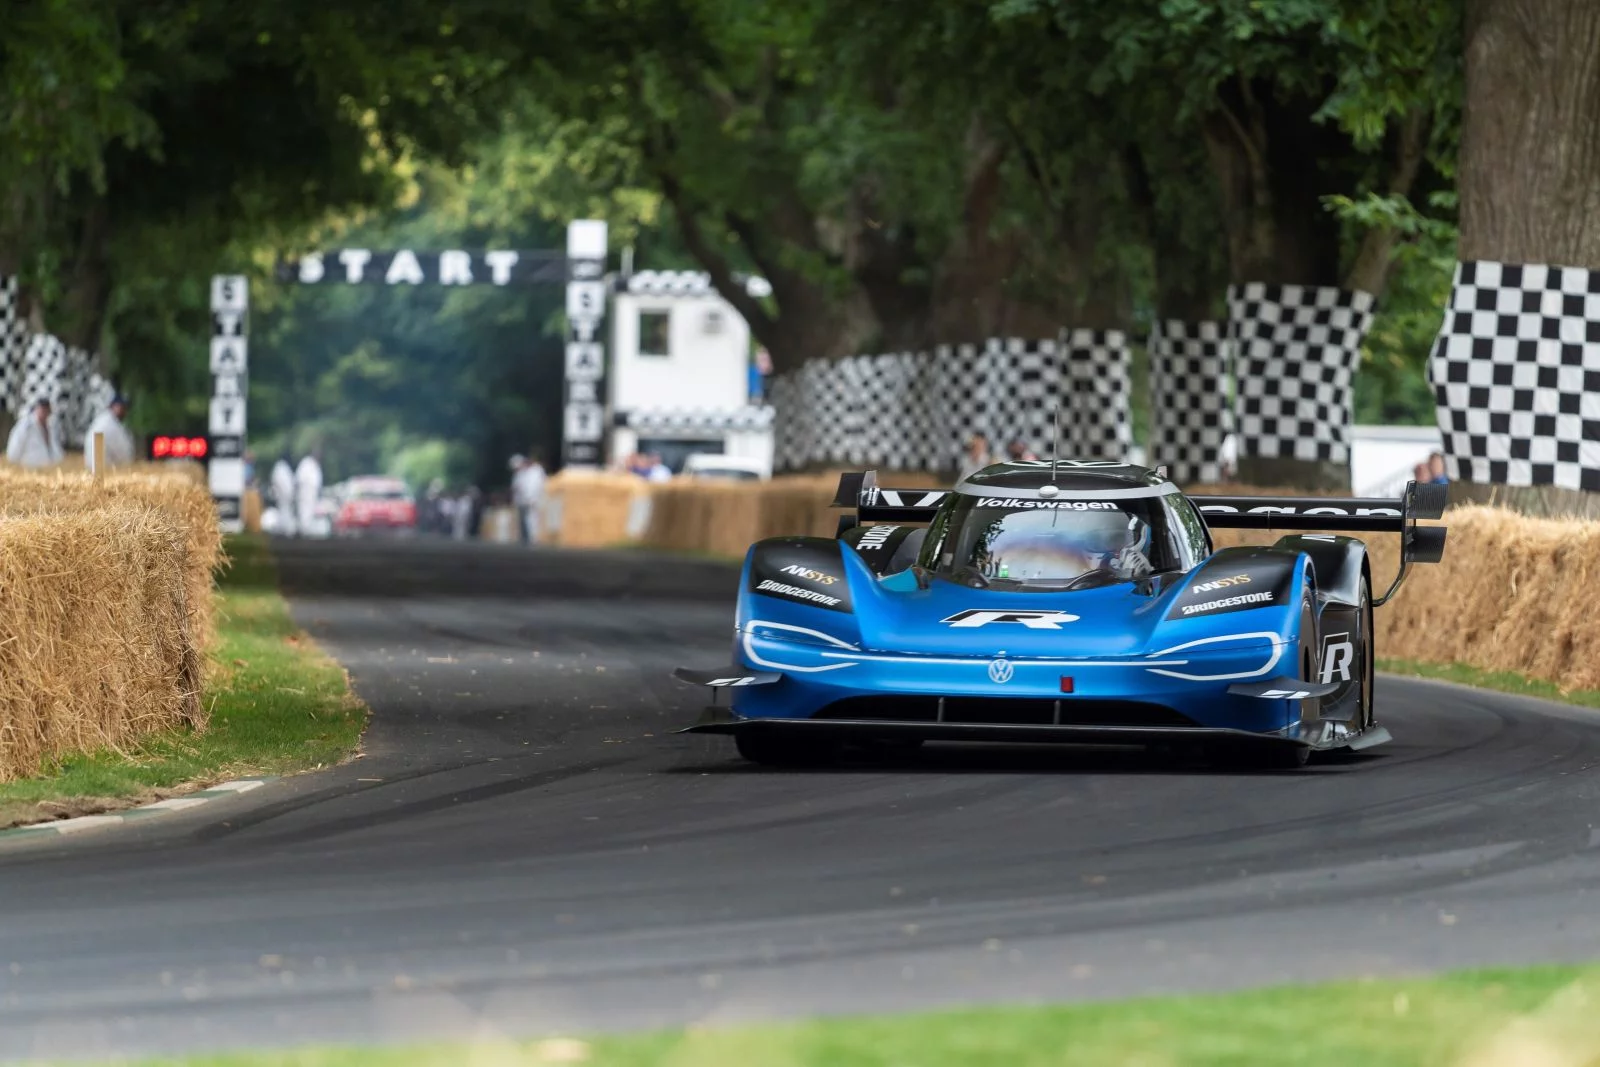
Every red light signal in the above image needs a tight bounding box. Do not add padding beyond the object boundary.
[148,435,209,461]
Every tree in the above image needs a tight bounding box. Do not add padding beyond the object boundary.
[1458,0,1600,268]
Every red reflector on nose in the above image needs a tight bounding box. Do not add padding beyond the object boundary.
[1059,677,1074,693]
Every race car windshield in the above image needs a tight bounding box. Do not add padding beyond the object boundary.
[920,494,1206,591]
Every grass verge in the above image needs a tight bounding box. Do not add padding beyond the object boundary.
[0,534,366,829]
[1379,657,1600,710]
[118,964,1600,1066]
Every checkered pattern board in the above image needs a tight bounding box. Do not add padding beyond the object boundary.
[616,406,774,434]
[1148,320,1232,484]
[768,336,1133,472]
[1429,259,1600,490]
[1061,330,1132,460]
[1228,283,1374,465]
[0,275,113,438]
[0,276,22,416]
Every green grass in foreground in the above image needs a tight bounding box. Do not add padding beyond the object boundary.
[1380,657,1600,710]
[0,535,366,828]
[120,965,1600,1067]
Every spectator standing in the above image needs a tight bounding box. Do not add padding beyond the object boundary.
[511,453,547,544]
[295,450,323,537]
[271,456,297,536]
[957,433,994,480]
[6,399,62,469]
[1427,452,1449,485]
[645,452,673,483]
[84,394,135,472]
[1006,439,1039,463]
[1218,433,1239,482]
[749,346,773,403]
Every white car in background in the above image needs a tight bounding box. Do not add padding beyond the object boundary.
[681,453,769,481]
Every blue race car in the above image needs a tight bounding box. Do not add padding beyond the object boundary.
[675,460,1448,769]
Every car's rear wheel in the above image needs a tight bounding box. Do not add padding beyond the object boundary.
[734,730,838,768]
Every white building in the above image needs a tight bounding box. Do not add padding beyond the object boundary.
[607,270,774,474]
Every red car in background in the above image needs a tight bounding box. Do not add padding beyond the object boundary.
[333,476,417,537]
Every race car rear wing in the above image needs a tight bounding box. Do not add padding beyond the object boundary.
[1189,481,1447,533]
[831,470,948,524]
[1192,480,1448,604]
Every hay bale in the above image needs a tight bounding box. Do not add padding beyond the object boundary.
[0,506,202,782]
[0,466,222,651]
[544,470,651,548]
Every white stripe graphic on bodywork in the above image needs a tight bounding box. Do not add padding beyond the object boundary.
[1144,632,1286,681]
[741,620,859,673]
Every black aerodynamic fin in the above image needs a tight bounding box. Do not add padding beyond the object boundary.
[831,470,948,523]
[673,667,781,688]
[1227,677,1341,700]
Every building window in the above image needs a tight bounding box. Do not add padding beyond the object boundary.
[639,310,671,357]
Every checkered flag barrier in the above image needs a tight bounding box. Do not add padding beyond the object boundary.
[768,372,807,471]
[0,276,22,416]
[1148,320,1232,484]
[1430,259,1600,490]
[21,333,65,416]
[768,335,1133,471]
[1061,330,1132,461]
[615,407,774,434]
[938,342,986,466]
[0,278,109,439]
[1227,283,1374,465]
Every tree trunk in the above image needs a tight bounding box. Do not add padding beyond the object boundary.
[56,196,112,351]
[1202,79,1346,287]
[923,123,1009,346]
[1459,0,1600,267]
[1343,110,1431,295]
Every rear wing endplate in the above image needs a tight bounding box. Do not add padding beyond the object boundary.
[831,470,948,524]
[1191,480,1448,605]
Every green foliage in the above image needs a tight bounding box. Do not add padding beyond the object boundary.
[1,0,1473,463]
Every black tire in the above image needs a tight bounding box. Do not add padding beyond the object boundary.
[734,730,838,767]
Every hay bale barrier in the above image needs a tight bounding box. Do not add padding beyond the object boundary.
[551,472,1600,698]
[0,464,221,782]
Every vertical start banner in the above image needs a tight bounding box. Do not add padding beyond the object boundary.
[208,275,248,532]
[563,220,607,468]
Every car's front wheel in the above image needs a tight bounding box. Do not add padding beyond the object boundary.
[734,730,838,768]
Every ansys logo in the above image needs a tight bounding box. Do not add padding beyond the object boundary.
[780,564,838,585]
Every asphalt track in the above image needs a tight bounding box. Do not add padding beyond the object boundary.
[4,537,1600,1062]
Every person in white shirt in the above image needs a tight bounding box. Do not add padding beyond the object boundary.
[510,453,548,544]
[84,394,135,472]
[645,452,672,483]
[270,456,298,536]
[295,451,323,537]
[6,398,63,468]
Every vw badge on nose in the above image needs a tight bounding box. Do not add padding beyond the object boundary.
[987,658,1014,684]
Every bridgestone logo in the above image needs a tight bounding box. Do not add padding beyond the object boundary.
[1181,592,1275,615]
[757,579,842,607]
[856,525,899,550]
[975,498,1117,510]
[1191,574,1251,594]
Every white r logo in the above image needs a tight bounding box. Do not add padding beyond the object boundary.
[1319,634,1355,684]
